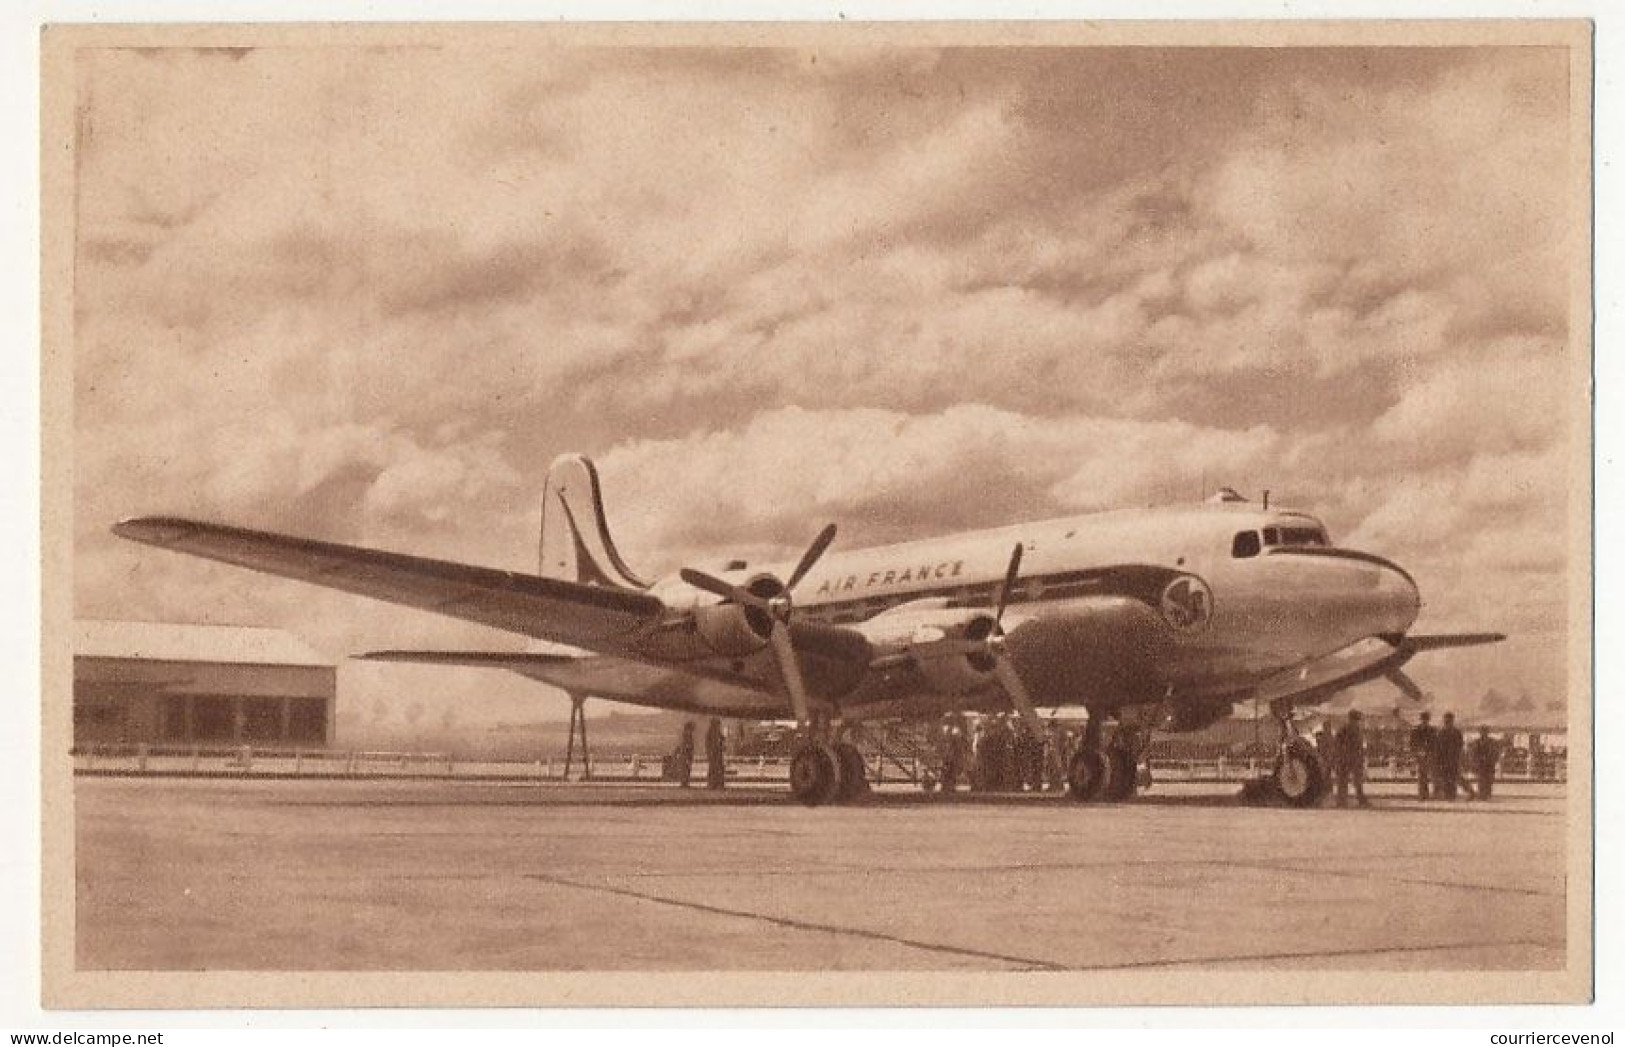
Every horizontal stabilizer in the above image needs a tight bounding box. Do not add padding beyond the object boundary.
[1402,632,1507,652]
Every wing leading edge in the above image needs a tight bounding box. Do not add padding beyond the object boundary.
[113,516,666,649]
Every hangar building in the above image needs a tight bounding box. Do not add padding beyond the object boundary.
[74,620,336,749]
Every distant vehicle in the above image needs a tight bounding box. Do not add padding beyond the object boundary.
[116,454,1502,806]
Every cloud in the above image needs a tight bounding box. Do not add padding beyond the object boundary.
[590,404,1289,575]
[70,43,1581,718]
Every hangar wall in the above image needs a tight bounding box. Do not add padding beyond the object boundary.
[73,620,337,749]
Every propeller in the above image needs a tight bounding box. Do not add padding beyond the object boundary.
[1386,667,1426,703]
[979,543,1041,727]
[679,523,837,724]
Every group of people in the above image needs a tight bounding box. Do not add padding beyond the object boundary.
[1407,710,1504,801]
[1312,708,1504,807]
[668,718,729,789]
[666,707,1510,804]
[938,713,1077,793]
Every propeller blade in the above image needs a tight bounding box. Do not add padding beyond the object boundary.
[993,542,1024,625]
[785,523,838,591]
[768,620,812,724]
[1387,668,1426,703]
[679,567,745,601]
[991,650,1042,727]
[679,567,777,612]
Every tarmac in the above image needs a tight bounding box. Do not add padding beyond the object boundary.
[74,776,1568,972]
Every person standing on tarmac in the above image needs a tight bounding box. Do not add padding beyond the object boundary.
[1434,712,1465,800]
[1044,716,1066,792]
[992,715,1017,791]
[1409,710,1438,800]
[1469,725,1502,801]
[969,719,988,793]
[1015,718,1040,791]
[1334,710,1370,807]
[705,717,727,790]
[1314,723,1336,780]
[672,721,696,788]
[939,715,966,793]
[982,715,1006,791]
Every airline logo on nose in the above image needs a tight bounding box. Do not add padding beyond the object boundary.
[1160,575,1214,631]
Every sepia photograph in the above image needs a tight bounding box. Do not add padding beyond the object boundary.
[39,19,1593,1009]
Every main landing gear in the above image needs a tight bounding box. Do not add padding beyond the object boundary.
[1269,698,1327,807]
[788,719,870,806]
[1066,712,1147,803]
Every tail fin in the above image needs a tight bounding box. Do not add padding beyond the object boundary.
[538,454,649,590]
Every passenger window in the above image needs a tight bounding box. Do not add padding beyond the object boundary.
[1263,527,1280,546]
[1232,530,1261,558]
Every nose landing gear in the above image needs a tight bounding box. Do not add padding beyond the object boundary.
[1269,698,1327,807]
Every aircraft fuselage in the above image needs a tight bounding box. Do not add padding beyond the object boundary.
[650,501,1421,720]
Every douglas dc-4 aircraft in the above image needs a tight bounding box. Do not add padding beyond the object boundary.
[114,454,1503,806]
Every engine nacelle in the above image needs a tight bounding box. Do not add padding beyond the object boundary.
[692,574,781,657]
[914,642,997,695]
[863,605,1001,696]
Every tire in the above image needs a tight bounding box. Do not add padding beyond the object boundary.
[1066,749,1108,801]
[1103,747,1137,801]
[1273,745,1326,807]
[789,744,842,806]
[834,742,869,801]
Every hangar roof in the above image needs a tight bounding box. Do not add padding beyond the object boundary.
[75,619,330,668]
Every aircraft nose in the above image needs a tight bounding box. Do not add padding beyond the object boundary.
[1383,560,1422,633]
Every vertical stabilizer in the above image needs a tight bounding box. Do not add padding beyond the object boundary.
[539,454,650,590]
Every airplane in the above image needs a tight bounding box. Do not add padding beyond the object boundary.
[113,453,1504,806]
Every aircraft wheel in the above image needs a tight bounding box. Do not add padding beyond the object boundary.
[834,741,870,801]
[1066,749,1108,801]
[1103,747,1137,801]
[1273,743,1326,807]
[789,743,843,806]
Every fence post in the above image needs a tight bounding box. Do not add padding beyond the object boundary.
[136,743,149,773]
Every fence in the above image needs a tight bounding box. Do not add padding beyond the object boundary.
[70,743,1567,785]
[71,743,797,782]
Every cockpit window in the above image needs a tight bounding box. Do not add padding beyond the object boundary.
[1279,526,1328,547]
[1232,530,1261,558]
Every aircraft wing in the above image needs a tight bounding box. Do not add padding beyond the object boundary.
[1393,632,1507,652]
[1245,636,1413,709]
[113,516,667,648]
[115,516,874,715]
[1248,630,1507,709]
[359,648,785,716]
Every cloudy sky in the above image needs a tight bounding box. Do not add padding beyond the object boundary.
[70,39,1581,727]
